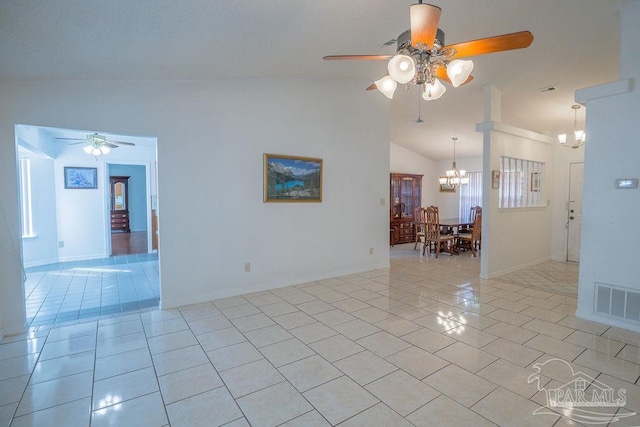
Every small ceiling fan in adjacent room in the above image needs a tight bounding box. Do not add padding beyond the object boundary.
[56,132,136,159]
[323,1,533,101]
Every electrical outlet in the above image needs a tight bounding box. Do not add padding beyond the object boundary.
[369,247,374,255]
[244,262,251,273]
[58,241,64,248]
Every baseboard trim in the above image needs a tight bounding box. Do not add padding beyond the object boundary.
[576,310,640,333]
[486,257,551,278]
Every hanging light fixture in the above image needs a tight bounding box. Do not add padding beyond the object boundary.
[439,137,468,188]
[82,133,111,159]
[558,104,586,149]
[374,24,473,100]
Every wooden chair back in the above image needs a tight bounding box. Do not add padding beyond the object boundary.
[424,206,441,241]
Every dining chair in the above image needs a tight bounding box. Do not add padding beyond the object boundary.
[459,205,481,234]
[413,207,427,250]
[457,212,482,257]
[423,206,454,257]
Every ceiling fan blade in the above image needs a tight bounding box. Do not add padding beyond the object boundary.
[111,140,135,146]
[323,54,393,61]
[104,142,119,148]
[55,137,84,141]
[410,3,441,48]
[366,83,377,91]
[435,67,474,86]
[444,31,533,59]
[67,141,87,145]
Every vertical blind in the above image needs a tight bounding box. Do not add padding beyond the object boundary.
[499,157,545,208]
[459,171,482,221]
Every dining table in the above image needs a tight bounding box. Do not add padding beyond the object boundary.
[437,217,474,254]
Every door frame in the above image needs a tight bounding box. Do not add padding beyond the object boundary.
[566,161,584,262]
[105,161,154,256]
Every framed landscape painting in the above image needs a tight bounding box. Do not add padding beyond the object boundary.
[264,154,323,202]
[64,167,97,189]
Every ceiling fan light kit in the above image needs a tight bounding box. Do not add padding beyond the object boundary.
[375,76,398,99]
[55,132,136,159]
[323,1,533,101]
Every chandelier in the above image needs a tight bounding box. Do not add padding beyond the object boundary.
[82,133,111,158]
[439,137,468,187]
[558,104,586,149]
[374,5,473,100]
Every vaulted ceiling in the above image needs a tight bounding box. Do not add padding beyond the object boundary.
[0,1,626,159]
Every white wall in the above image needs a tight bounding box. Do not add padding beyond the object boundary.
[0,78,390,335]
[478,86,555,279]
[575,0,640,331]
[390,142,438,207]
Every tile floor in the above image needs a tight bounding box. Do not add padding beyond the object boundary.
[2,245,639,426]
[24,254,160,327]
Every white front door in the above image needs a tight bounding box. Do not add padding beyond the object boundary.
[567,162,584,262]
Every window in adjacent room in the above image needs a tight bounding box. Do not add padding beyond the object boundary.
[18,157,35,238]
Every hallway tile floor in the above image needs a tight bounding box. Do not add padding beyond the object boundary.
[3,247,638,426]
[24,253,160,327]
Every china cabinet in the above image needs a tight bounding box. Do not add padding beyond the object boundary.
[390,173,423,245]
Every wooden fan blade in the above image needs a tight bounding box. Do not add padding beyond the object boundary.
[410,3,441,47]
[434,67,474,86]
[444,31,533,59]
[366,83,377,91]
[323,54,393,61]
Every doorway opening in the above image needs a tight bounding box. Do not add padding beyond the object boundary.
[15,124,161,327]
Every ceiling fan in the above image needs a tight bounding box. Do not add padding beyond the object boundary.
[56,132,136,158]
[323,1,533,101]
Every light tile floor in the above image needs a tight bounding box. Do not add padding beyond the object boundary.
[24,254,160,326]
[2,245,639,426]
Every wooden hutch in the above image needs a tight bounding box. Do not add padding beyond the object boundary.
[390,173,422,245]
[110,176,130,233]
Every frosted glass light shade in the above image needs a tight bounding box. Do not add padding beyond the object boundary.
[388,55,415,84]
[557,133,567,144]
[375,76,397,99]
[447,59,474,87]
[100,146,111,155]
[439,176,448,185]
[574,130,585,142]
[422,79,446,101]
[83,145,93,154]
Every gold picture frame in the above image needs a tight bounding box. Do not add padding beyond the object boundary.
[264,153,323,202]
[439,178,456,193]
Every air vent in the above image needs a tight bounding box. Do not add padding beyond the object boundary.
[537,86,556,93]
[595,283,640,323]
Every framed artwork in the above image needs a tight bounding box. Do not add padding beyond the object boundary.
[64,167,97,189]
[530,172,541,192]
[492,170,500,189]
[264,153,323,202]
[439,178,456,193]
